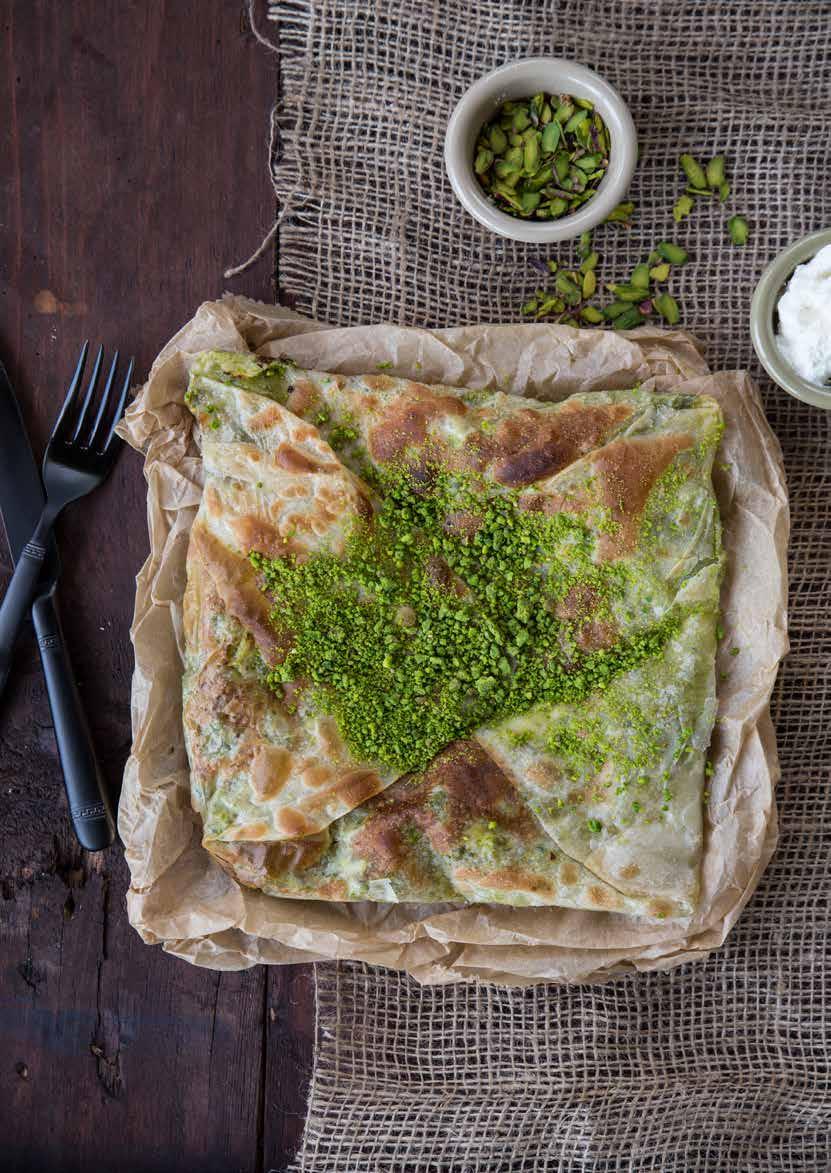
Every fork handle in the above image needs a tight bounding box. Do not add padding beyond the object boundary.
[0,534,51,696]
[32,591,116,852]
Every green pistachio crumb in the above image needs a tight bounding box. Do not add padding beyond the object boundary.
[253,466,681,773]
[673,194,694,222]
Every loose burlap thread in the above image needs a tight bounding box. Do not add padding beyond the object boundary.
[260,1,831,1168]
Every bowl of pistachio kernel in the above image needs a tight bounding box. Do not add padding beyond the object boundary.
[445,58,637,243]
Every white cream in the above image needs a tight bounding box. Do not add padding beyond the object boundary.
[776,243,831,385]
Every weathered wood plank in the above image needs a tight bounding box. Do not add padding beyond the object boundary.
[2,849,271,1173]
[0,2,313,1170]
[264,966,318,1170]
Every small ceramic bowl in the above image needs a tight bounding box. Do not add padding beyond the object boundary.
[750,227,831,410]
[444,57,637,244]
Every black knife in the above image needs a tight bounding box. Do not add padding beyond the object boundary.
[0,358,115,850]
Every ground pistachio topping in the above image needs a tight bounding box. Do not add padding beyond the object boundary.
[251,465,682,774]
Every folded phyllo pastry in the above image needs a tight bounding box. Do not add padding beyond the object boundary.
[183,351,723,918]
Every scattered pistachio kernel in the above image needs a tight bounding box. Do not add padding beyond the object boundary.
[654,292,680,325]
[605,201,635,224]
[728,215,749,246]
[706,155,726,188]
[608,283,648,303]
[657,241,689,265]
[612,306,645,330]
[673,194,694,222]
[680,153,708,189]
[580,305,604,324]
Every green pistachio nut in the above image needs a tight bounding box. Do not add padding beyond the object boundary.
[656,241,689,265]
[679,153,707,189]
[654,292,680,324]
[705,155,726,188]
[727,215,749,245]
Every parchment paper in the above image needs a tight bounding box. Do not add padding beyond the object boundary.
[118,295,788,986]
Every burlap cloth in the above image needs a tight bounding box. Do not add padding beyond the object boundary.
[259,2,830,1168]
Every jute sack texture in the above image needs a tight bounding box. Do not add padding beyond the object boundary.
[264,1,831,1168]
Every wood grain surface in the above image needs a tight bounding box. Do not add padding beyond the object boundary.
[0,4,314,1171]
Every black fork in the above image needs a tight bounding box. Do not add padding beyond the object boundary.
[0,343,134,695]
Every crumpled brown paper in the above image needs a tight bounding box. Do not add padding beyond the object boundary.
[118,295,788,985]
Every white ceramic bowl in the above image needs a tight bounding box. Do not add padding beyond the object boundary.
[750,227,831,410]
[445,57,638,244]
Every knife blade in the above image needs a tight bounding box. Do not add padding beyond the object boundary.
[0,359,59,581]
[0,356,115,850]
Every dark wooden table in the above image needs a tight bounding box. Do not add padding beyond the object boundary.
[1,5,314,1171]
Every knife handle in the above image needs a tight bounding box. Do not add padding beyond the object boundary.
[31,592,116,852]
[0,538,49,696]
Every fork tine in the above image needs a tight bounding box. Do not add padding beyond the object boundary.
[101,356,134,453]
[70,343,104,444]
[87,350,119,450]
[50,340,89,443]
